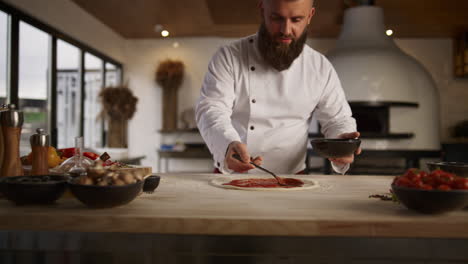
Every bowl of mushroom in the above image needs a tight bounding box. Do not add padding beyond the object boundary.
[68,160,159,208]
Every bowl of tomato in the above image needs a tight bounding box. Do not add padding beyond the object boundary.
[391,169,468,214]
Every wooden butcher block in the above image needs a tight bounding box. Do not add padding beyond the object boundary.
[23,165,152,177]
[115,166,152,178]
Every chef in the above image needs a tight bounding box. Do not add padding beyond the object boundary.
[196,0,361,174]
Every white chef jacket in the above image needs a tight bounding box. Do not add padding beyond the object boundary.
[195,34,357,174]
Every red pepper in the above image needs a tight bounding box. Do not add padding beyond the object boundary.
[83,152,100,160]
[58,148,75,158]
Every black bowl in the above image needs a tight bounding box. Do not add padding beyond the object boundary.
[391,184,468,214]
[69,179,145,208]
[0,175,68,205]
[426,162,468,178]
[310,138,361,158]
[143,175,161,193]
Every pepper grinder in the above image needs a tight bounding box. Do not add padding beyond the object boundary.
[30,128,49,175]
[0,104,24,177]
[0,104,8,170]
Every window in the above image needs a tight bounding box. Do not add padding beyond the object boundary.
[0,2,123,150]
[0,11,7,104]
[18,21,50,155]
[84,52,103,149]
[105,62,120,87]
[57,40,81,148]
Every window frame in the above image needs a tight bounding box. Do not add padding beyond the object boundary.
[0,1,123,148]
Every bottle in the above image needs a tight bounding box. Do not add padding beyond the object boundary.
[30,128,50,175]
[68,136,86,177]
[0,104,24,177]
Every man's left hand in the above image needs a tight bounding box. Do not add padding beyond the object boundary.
[328,131,362,165]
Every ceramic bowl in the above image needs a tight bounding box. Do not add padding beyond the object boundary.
[391,184,468,214]
[426,162,468,178]
[69,179,143,208]
[0,175,68,205]
[68,175,160,208]
[310,138,361,158]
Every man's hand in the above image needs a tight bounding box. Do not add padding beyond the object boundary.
[328,132,362,165]
[225,141,263,173]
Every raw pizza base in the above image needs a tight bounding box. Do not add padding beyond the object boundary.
[210,176,319,191]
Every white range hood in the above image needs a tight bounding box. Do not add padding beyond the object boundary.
[327,6,440,150]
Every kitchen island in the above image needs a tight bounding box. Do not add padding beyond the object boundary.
[0,174,467,263]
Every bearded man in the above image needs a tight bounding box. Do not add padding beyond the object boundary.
[196,0,361,174]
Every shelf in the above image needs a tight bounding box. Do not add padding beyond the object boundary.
[349,101,418,108]
[159,128,199,134]
[308,133,414,139]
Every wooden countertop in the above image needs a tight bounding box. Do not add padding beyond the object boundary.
[0,173,467,238]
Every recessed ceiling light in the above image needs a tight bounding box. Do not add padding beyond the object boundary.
[386,29,393,36]
[161,30,169,37]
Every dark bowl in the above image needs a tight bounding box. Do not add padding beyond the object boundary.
[391,184,468,214]
[426,162,468,178]
[310,138,361,158]
[0,175,69,205]
[143,175,161,193]
[69,179,145,208]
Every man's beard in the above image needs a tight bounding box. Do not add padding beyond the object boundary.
[257,22,308,71]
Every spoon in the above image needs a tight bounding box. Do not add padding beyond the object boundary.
[232,154,287,186]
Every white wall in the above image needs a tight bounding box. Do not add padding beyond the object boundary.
[125,37,468,171]
[3,0,125,62]
[4,0,467,171]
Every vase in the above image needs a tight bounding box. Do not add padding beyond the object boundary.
[108,118,128,148]
[162,87,178,131]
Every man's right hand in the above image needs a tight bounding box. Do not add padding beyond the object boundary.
[225,141,263,173]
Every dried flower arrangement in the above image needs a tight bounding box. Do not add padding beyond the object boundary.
[155,59,185,130]
[99,85,138,147]
[156,59,185,90]
[99,85,138,121]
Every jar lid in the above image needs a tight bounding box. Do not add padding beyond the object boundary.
[30,128,50,147]
[0,104,24,127]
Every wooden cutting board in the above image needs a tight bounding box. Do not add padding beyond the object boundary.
[23,165,153,177]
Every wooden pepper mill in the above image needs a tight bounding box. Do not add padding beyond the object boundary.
[0,104,24,177]
[0,104,8,170]
[30,128,49,175]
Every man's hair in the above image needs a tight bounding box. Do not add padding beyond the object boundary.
[261,0,315,7]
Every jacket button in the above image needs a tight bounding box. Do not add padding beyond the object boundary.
[217,162,220,167]
[250,126,255,130]
[250,66,255,71]
[251,99,256,103]
[249,39,253,43]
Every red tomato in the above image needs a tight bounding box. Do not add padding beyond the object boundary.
[395,177,411,187]
[451,178,468,190]
[421,184,433,190]
[437,184,451,191]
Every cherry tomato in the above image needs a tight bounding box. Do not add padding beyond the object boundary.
[451,178,468,190]
[421,184,433,190]
[437,184,451,191]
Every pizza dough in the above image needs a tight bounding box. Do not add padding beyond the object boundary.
[210,176,319,191]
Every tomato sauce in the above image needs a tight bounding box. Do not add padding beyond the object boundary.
[223,178,304,188]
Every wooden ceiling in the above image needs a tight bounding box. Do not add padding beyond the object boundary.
[71,0,468,38]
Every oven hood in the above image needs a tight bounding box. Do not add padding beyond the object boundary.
[326,6,440,150]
